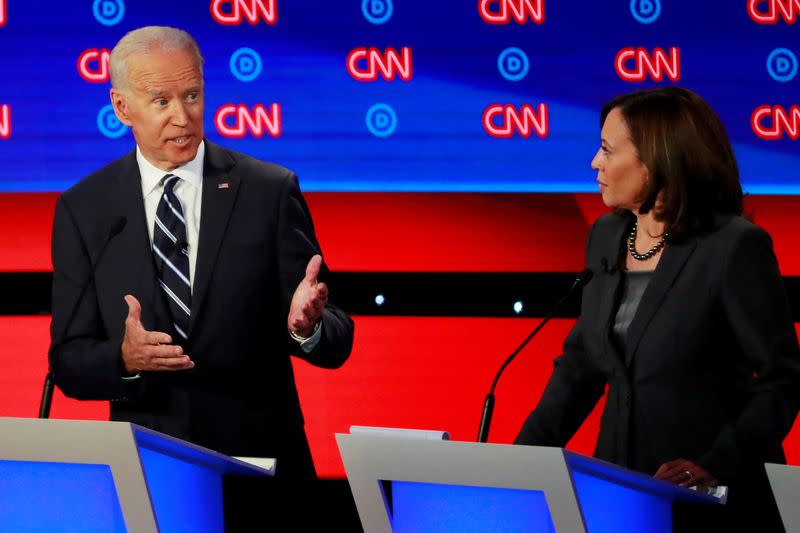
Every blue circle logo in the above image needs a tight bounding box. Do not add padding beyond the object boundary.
[230,48,263,83]
[498,48,530,82]
[97,104,128,139]
[630,0,660,24]
[767,48,798,83]
[366,103,397,138]
[92,0,125,26]
[362,0,393,24]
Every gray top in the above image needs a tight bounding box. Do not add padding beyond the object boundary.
[612,270,654,354]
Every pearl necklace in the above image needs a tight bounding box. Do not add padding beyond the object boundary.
[628,220,667,261]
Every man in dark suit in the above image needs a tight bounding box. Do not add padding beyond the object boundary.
[49,26,354,479]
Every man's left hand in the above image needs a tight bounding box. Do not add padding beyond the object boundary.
[654,458,718,488]
[288,255,328,337]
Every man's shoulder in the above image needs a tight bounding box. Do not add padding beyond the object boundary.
[207,141,295,185]
[62,149,137,203]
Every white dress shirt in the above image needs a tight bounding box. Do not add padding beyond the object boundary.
[138,142,203,290]
[134,141,321,352]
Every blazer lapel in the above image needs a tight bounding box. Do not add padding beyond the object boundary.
[107,152,168,333]
[624,236,697,367]
[596,220,629,370]
[190,141,239,325]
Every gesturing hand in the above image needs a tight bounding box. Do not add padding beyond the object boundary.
[120,295,194,374]
[288,255,328,337]
[654,458,718,488]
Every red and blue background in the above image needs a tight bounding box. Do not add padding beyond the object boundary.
[0,0,797,478]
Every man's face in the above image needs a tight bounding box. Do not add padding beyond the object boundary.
[110,47,204,172]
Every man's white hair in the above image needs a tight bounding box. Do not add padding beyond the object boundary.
[109,26,204,91]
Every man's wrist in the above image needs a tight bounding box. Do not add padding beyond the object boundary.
[289,321,321,342]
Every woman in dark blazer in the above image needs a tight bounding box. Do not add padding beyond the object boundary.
[515,87,800,531]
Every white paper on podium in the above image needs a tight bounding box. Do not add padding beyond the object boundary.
[689,484,728,504]
[233,456,277,474]
[349,426,450,441]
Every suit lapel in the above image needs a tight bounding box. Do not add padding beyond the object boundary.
[624,236,697,367]
[191,141,239,325]
[597,220,629,370]
[107,151,167,332]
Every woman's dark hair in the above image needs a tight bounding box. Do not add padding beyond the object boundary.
[601,86,743,240]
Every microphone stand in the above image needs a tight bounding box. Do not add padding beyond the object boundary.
[476,269,593,443]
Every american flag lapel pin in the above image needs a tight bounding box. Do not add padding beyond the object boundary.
[218,178,229,189]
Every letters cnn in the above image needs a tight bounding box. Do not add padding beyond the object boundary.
[215,104,282,138]
[78,49,111,83]
[752,106,800,140]
[0,105,10,140]
[748,0,799,24]
[210,0,277,25]
[479,0,544,24]
[483,104,549,138]
[347,48,413,81]
[615,47,681,82]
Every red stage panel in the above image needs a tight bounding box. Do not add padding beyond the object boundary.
[0,316,107,420]
[0,316,798,478]
[2,192,799,274]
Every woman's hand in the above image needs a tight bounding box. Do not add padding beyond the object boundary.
[654,459,718,488]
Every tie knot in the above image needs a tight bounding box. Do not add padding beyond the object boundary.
[162,174,180,194]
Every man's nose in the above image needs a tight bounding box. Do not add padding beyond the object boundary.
[170,101,189,126]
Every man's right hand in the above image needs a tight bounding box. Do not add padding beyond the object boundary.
[121,295,194,375]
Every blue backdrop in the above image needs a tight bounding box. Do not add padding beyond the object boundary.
[0,0,796,192]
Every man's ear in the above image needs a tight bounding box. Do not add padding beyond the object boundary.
[109,89,133,127]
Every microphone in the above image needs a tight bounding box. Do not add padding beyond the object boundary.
[39,216,127,418]
[476,269,594,443]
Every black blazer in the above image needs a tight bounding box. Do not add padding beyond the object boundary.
[516,212,800,487]
[50,141,354,478]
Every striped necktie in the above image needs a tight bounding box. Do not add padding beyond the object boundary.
[152,173,191,340]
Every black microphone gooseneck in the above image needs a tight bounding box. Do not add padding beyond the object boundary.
[39,216,127,418]
[476,269,594,443]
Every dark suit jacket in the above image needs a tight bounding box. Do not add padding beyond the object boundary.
[50,140,354,478]
[516,212,800,488]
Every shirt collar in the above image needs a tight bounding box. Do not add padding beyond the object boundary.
[137,140,205,196]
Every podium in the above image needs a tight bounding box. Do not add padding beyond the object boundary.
[336,433,723,532]
[766,463,800,531]
[0,417,273,532]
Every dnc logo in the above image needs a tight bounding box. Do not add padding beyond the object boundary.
[92,0,124,26]
[230,48,263,82]
[97,105,128,139]
[362,0,393,24]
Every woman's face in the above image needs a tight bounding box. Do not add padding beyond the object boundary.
[591,107,649,211]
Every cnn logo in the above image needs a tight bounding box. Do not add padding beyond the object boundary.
[78,49,111,83]
[210,0,276,25]
[215,104,281,138]
[346,47,412,81]
[615,47,680,82]
[483,104,549,138]
[478,0,544,24]
[752,105,800,140]
[748,0,799,24]
[0,105,10,140]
